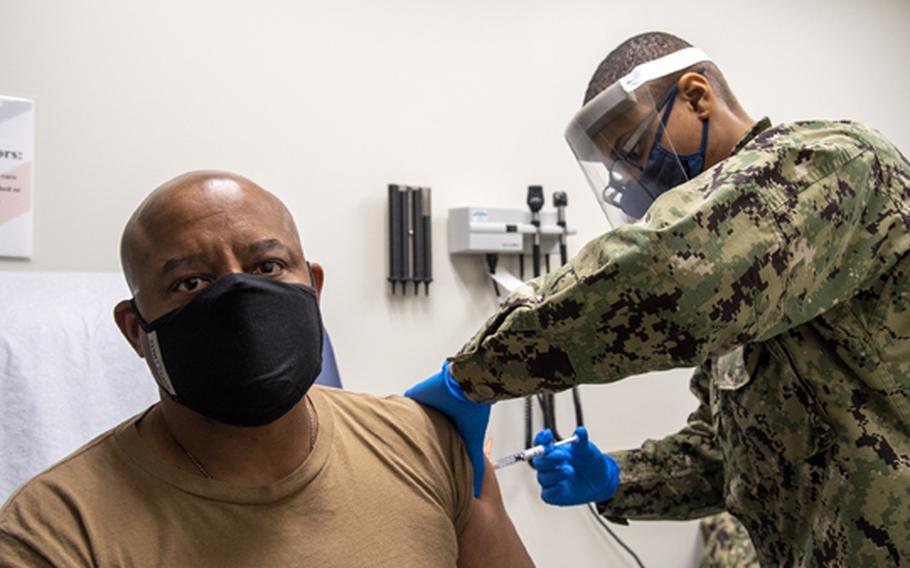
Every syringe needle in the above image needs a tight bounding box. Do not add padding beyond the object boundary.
[492,435,579,470]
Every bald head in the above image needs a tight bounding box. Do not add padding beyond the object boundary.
[120,171,302,295]
[113,170,324,403]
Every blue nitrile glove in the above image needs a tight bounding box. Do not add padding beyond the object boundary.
[405,361,492,497]
[532,426,619,506]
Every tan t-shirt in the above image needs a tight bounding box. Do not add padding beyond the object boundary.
[0,386,473,567]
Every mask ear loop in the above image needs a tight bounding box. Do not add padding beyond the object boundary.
[655,69,710,160]
[128,297,179,398]
[129,298,154,333]
[301,259,326,382]
[305,261,317,292]
[653,85,679,153]
[691,69,710,158]
[651,79,709,182]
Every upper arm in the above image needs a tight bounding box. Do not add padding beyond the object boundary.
[456,458,534,568]
[416,404,532,566]
[0,482,88,568]
[0,529,57,568]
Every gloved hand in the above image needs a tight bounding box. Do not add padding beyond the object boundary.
[532,426,619,506]
[405,361,492,497]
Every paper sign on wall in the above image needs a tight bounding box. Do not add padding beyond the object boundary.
[0,96,35,259]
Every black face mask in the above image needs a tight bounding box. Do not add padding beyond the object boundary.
[131,269,324,427]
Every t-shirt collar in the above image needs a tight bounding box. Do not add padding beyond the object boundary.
[111,387,335,505]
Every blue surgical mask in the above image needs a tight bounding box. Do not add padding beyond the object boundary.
[639,86,709,205]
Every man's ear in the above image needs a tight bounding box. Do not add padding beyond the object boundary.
[677,72,713,120]
[310,261,325,302]
[114,300,145,358]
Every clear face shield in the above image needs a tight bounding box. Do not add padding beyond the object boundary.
[565,47,712,227]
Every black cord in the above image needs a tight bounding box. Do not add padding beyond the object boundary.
[536,395,551,429]
[524,396,533,451]
[538,394,561,441]
[586,504,646,568]
[485,254,500,297]
[571,386,584,426]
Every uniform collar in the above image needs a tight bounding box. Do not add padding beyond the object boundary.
[732,116,772,155]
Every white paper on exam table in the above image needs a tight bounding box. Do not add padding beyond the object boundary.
[0,272,159,502]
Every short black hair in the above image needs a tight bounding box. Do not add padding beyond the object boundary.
[583,32,740,110]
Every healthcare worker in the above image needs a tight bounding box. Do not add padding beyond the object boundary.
[407,31,910,566]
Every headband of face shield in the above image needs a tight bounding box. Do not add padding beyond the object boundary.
[565,47,713,226]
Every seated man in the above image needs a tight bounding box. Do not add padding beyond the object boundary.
[0,171,532,567]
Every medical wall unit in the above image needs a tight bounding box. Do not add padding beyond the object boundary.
[447,190,576,295]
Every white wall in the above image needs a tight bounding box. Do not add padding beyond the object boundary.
[2,1,909,566]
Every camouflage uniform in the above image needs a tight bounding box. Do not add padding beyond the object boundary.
[699,512,759,568]
[450,118,910,566]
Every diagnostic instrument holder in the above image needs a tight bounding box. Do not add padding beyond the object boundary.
[447,207,576,256]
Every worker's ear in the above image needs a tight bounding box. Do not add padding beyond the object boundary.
[309,261,325,302]
[677,72,713,120]
[114,300,145,358]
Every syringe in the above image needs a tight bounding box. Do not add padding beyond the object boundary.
[493,435,579,470]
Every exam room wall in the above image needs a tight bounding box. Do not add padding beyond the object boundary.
[2,0,908,565]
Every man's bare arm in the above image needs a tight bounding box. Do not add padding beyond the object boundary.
[457,458,534,567]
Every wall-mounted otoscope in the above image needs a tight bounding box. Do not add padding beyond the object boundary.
[526,185,544,279]
[554,191,569,266]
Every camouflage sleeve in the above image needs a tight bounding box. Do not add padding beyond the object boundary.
[596,364,725,520]
[450,125,906,400]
